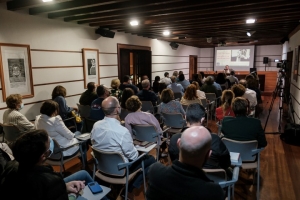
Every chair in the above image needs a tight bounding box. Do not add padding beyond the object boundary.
[161,112,186,136]
[91,147,147,200]
[119,108,131,121]
[141,101,155,114]
[204,166,240,200]
[46,138,84,175]
[85,118,97,133]
[77,104,92,132]
[205,93,217,120]
[131,124,167,161]
[173,92,182,101]
[0,123,23,143]
[63,117,77,132]
[221,138,264,199]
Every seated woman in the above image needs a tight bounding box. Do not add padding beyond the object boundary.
[216,72,231,90]
[35,100,81,159]
[3,94,35,132]
[180,84,203,106]
[125,96,162,137]
[152,76,160,94]
[110,78,122,101]
[191,81,206,99]
[120,88,134,109]
[158,89,185,117]
[190,73,203,87]
[215,90,235,121]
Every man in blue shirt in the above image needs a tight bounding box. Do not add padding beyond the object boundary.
[167,76,184,95]
[89,85,110,120]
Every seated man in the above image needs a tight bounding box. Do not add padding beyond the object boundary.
[137,79,158,106]
[0,129,94,200]
[89,85,110,121]
[169,103,230,171]
[167,76,184,95]
[200,76,218,96]
[160,72,172,85]
[239,79,257,109]
[119,75,139,94]
[146,126,224,200]
[221,97,267,148]
[91,96,155,199]
[136,75,151,91]
[79,82,98,106]
[226,70,239,85]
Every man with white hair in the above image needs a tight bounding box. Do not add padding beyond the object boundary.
[146,126,224,200]
[137,79,158,106]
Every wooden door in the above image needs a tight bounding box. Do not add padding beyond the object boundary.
[137,50,152,84]
[119,49,130,82]
[189,55,197,80]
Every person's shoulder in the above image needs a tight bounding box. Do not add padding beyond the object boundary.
[148,162,168,175]
[222,116,235,122]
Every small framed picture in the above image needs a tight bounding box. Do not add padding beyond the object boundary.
[82,48,100,88]
[0,43,34,101]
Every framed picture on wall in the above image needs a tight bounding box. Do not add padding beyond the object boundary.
[82,48,100,88]
[0,43,34,101]
[293,46,299,82]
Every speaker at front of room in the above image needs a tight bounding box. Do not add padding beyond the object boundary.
[263,57,268,64]
[95,28,115,38]
[170,42,179,50]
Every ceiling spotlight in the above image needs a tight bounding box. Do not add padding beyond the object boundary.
[42,0,53,2]
[247,31,255,37]
[130,20,139,26]
[246,19,256,24]
[163,31,170,36]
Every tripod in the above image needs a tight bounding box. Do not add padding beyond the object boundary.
[264,73,285,133]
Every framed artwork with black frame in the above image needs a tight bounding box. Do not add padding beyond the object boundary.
[82,48,100,89]
[0,43,34,101]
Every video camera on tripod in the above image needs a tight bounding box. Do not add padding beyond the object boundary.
[275,59,287,70]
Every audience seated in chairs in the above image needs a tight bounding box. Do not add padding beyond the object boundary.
[158,89,185,117]
[216,72,231,90]
[159,72,172,86]
[136,75,151,91]
[146,126,225,200]
[221,97,267,148]
[35,100,87,163]
[167,76,184,95]
[89,85,110,121]
[177,74,190,90]
[119,75,139,94]
[215,90,235,122]
[200,76,218,96]
[191,81,206,99]
[246,74,262,104]
[91,96,155,200]
[180,84,203,106]
[231,83,246,98]
[239,79,257,109]
[169,103,231,174]
[0,129,94,200]
[152,76,160,94]
[226,70,239,85]
[110,78,123,101]
[120,88,135,109]
[190,73,203,87]
[79,82,98,106]
[2,94,35,132]
[125,96,162,137]
[137,79,158,106]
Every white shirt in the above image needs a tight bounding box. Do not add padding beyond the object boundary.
[160,77,172,85]
[91,117,138,162]
[167,83,184,95]
[243,88,257,107]
[196,90,206,99]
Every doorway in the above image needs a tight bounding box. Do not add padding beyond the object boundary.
[189,55,198,80]
[118,44,152,85]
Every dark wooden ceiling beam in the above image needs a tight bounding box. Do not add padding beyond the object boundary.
[7,0,71,11]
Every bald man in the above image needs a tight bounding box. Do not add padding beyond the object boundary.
[146,126,224,200]
[91,96,155,199]
[137,79,158,106]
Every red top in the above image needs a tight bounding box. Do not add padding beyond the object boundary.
[215,106,235,121]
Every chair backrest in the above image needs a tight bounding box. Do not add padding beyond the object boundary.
[205,93,216,102]
[182,104,188,111]
[173,92,182,100]
[141,101,154,113]
[201,99,207,108]
[85,118,97,132]
[92,147,126,177]
[161,112,185,129]
[77,103,91,118]
[131,124,159,143]
[0,123,22,143]
[222,138,258,162]
[119,108,131,121]
[203,168,227,183]
[216,89,222,98]
[47,138,63,161]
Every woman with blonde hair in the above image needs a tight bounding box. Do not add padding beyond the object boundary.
[215,90,235,121]
[191,81,206,99]
[110,78,122,101]
[180,84,202,106]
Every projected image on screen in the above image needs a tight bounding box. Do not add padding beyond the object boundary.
[214,46,255,71]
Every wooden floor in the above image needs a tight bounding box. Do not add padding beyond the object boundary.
[60,95,300,200]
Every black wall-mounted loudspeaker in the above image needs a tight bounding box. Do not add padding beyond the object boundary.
[263,57,268,64]
[95,28,115,38]
[170,42,179,50]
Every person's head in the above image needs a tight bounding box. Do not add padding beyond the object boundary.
[246,76,258,89]
[96,85,110,98]
[142,79,150,90]
[125,95,142,112]
[199,71,205,79]
[179,74,185,81]
[101,96,121,116]
[216,73,226,83]
[192,74,199,81]
[40,100,59,117]
[5,94,23,110]
[87,82,96,92]
[221,90,235,112]
[179,71,183,75]
[12,129,51,168]
[164,72,169,77]
[225,65,229,70]
[177,126,212,168]
[205,76,214,85]
[183,84,198,100]
[51,85,66,99]
[161,89,174,104]
[231,84,246,97]
[12,64,21,77]
[186,103,206,126]
[154,76,160,82]
[111,79,121,90]
[121,88,134,108]
[142,75,148,80]
[158,82,167,94]
[230,70,235,76]
[192,81,200,90]
[239,79,247,88]
[173,71,178,77]
[170,76,176,83]
[232,97,248,116]
[123,75,131,83]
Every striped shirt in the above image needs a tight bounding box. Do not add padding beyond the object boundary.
[3,109,35,132]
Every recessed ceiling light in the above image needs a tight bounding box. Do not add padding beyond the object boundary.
[246,31,255,37]
[43,0,53,2]
[163,31,170,36]
[246,19,256,24]
[130,20,139,26]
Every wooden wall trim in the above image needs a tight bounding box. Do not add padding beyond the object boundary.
[198,62,212,63]
[31,49,81,53]
[152,68,189,73]
[32,66,83,69]
[117,43,151,51]
[99,64,117,66]
[100,76,118,79]
[152,62,189,64]
[291,82,300,91]
[198,57,213,58]
[152,55,188,57]
[255,55,282,57]
[34,79,83,87]
[99,52,117,55]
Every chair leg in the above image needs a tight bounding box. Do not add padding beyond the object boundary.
[228,185,231,200]
[142,160,147,196]
[257,157,260,200]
